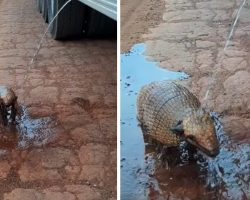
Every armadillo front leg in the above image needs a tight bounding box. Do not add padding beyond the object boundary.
[10,98,18,123]
[157,145,181,167]
[0,102,8,126]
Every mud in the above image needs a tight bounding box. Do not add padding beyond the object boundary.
[0,0,116,199]
[120,44,250,200]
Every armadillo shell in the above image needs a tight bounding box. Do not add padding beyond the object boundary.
[137,80,201,146]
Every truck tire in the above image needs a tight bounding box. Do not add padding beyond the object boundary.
[37,0,42,13]
[86,9,117,38]
[42,0,49,23]
[47,0,86,40]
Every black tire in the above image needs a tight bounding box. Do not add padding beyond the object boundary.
[48,0,86,40]
[37,0,42,13]
[42,0,49,23]
[85,9,117,38]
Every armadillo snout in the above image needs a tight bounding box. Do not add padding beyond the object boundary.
[184,111,220,157]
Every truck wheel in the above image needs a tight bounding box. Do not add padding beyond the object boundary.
[86,9,117,38]
[42,0,48,23]
[47,0,86,40]
[37,0,42,13]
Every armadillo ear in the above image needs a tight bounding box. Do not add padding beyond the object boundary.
[170,120,184,135]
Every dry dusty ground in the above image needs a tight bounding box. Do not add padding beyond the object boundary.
[121,0,250,143]
[121,0,165,52]
[0,0,116,200]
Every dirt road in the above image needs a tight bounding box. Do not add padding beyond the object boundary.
[122,0,250,143]
[121,0,165,52]
[0,0,116,199]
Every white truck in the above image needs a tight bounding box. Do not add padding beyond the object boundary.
[37,0,117,39]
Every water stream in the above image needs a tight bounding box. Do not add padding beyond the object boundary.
[224,0,247,50]
[29,0,72,67]
[24,0,73,86]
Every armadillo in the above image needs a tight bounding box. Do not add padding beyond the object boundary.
[137,80,219,157]
[0,86,18,125]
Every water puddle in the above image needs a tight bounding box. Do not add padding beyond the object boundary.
[0,106,58,150]
[16,106,58,148]
[120,43,187,200]
[120,43,250,200]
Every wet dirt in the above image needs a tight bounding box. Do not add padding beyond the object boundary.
[0,106,57,149]
[120,44,250,200]
[0,0,116,199]
[15,106,58,148]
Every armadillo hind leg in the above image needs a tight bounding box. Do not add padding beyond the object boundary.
[143,132,161,146]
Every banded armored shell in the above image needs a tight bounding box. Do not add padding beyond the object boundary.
[137,81,219,157]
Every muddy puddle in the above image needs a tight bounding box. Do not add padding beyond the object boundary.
[0,106,58,150]
[120,44,250,200]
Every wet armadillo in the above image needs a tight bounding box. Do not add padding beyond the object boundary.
[0,86,18,125]
[137,80,219,157]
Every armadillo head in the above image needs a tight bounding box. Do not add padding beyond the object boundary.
[0,86,16,106]
[182,109,220,157]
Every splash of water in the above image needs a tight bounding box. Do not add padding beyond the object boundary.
[29,0,72,67]
[16,106,57,148]
[224,0,246,50]
[205,113,250,199]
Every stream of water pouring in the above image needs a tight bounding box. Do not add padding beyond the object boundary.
[23,0,73,101]
[224,0,246,50]
[29,0,72,67]
[204,0,246,105]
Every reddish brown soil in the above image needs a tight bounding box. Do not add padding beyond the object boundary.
[121,0,165,52]
[0,0,116,199]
